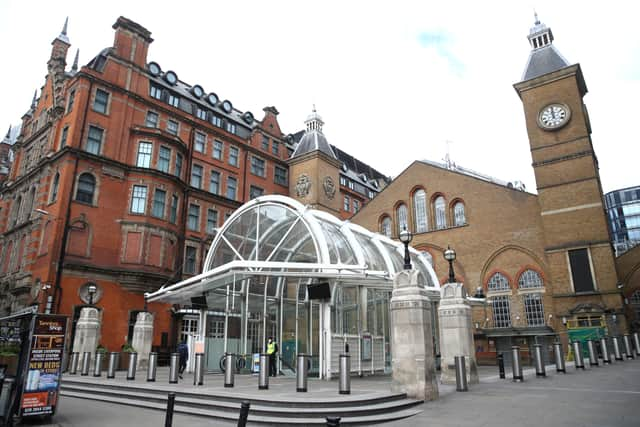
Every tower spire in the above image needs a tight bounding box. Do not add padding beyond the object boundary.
[62,16,68,35]
[4,125,11,141]
[71,49,79,73]
[31,90,37,109]
[55,17,70,44]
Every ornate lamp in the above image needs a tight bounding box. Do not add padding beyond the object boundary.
[87,283,97,306]
[399,226,413,270]
[443,246,456,283]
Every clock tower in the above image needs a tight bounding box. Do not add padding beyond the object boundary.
[513,16,624,334]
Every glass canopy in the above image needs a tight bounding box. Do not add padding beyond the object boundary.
[146,195,440,304]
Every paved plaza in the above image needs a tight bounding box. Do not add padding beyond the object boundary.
[18,359,640,426]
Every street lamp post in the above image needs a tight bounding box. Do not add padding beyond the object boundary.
[399,227,413,270]
[443,246,456,283]
[87,283,97,306]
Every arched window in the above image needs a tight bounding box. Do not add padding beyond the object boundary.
[453,201,466,226]
[630,290,640,322]
[24,187,36,222]
[10,196,22,227]
[76,173,96,204]
[413,189,428,233]
[434,196,446,230]
[396,203,408,235]
[380,216,392,238]
[518,269,543,289]
[487,272,510,292]
[51,173,60,202]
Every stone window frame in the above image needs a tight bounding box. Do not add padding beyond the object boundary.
[411,187,428,234]
[249,185,264,200]
[145,110,160,128]
[85,125,105,156]
[49,171,61,203]
[184,243,199,274]
[190,163,204,189]
[157,145,171,173]
[379,214,392,238]
[213,140,224,160]
[274,165,288,186]
[92,87,112,115]
[59,125,69,149]
[450,198,467,227]
[187,203,201,231]
[226,176,237,200]
[194,131,207,153]
[66,88,76,114]
[206,208,219,235]
[261,135,269,151]
[136,141,153,168]
[169,194,179,224]
[250,155,266,178]
[516,268,545,290]
[130,184,148,215]
[151,188,167,219]
[228,145,240,167]
[432,193,447,230]
[486,271,512,293]
[166,119,180,136]
[209,170,221,195]
[74,171,99,206]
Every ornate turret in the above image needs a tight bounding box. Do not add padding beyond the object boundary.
[71,49,79,73]
[48,18,71,113]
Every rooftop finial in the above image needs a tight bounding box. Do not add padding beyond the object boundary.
[305,106,324,133]
[71,49,79,72]
[31,90,37,109]
[534,10,540,25]
[4,125,11,140]
[312,103,316,113]
[62,17,68,36]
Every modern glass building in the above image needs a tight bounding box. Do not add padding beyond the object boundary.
[147,195,440,378]
[605,186,640,256]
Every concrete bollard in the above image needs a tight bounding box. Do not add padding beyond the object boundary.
[147,352,158,382]
[497,353,506,379]
[511,346,524,382]
[587,340,599,367]
[633,333,640,357]
[93,351,104,377]
[107,352,119,378]
[454,355,468,391]
[339,353,351,394]
[224,353,235,388]
[127,352,138,380]
[623,335,634,359]
[69,352,79,375]
[81,352,91,376]
[612,337,623,361]
[572,341,585,370]
[600,337,611,364]
[194,353,204,386]
[259,354,269,390]
[297,353,309,392]
[554,342,566,373]
[169,353,179,384]
[533,344,546,377]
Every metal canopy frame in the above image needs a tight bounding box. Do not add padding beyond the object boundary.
[146,195,440,304]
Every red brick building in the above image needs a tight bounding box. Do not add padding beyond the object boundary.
[0,17,388,353]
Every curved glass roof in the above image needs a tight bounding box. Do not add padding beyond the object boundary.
[147,195,439,303]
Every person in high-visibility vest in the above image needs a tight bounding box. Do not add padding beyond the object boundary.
[267,336,278,377]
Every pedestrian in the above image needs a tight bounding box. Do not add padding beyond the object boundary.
[267,336,278,377]
[177,339,188,379]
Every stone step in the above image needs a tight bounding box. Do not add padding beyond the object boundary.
[60,388,423,425]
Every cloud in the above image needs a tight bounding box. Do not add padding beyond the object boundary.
[417,30,465,75]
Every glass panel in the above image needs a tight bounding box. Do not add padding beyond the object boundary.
[319,220,357,265]
[411,252,435,287]
[209,238,240,270]
[382,242,404,274]
[271,221,318,264]
[352,232,387,271]
[257,205,298,261]
[222,208,258,261]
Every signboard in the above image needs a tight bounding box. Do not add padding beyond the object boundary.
[361,334,372,361]
[252,353,261,373]
[20,315,67,418]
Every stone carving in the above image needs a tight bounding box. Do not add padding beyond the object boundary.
[323,176,336,199]
[295,173,311,198]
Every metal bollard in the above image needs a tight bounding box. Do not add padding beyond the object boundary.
[238,401,250,427]
[69,352,79,375]
[127,352,138,380]
[612,336,623,361]
[147,352,158,382]
[164,392,175,427]
[572,341,585,369]
[497,353,505,379]
[93,351,104,377]
[511,346,523,382]
[339,353,351,394]
[259,354,269,390]
[326,417,341,426]
[194,353,204,386]
[554,342,566,373]
[169,353,179,384]
[623,335,634,359]
[81,352,91,376]
[533,344,546,377]
[633,332,640,357]
[297,353,309,392]
[454,355,468,391]
[587,340,599,367]
[224,353,235,388]
[107,352,119,378]
[600,337,611,364]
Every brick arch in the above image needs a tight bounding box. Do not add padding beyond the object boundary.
[430,192,448,229]
[378,213,392,236]
[483,269,514,292]
[449,197,467,226]
[515,265,546,289]
[480,244,548,288]
[409,185,426,198]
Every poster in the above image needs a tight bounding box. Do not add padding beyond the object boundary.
[20,315,67,417]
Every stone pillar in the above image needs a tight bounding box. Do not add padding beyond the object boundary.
[438,283,479,385]
[72,307,101,366]
[390,270,439,401]
[131,312,154,370]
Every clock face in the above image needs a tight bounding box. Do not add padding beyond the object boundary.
[538,103,571,130]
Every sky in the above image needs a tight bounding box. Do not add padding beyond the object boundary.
[1,0,638,194]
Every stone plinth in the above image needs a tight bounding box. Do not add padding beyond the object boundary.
[438,282,478,385]
[72,307,101,365]
[390,270,439,401]
[131,312,154,370]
